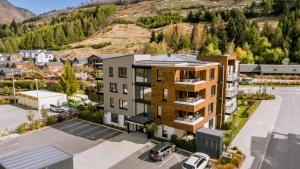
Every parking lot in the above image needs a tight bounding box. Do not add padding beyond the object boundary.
[52,119,123,141]
[0,104,58,132]
[110,141,191,169]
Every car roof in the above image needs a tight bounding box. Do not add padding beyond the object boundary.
[151,142,172,151]
[185,153,208,166]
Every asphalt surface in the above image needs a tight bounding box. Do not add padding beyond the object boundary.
[237,87,300,169]
[52,119,123,141]
[110,141,191,169]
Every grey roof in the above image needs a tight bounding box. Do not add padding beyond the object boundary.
[45,62,64,66]
[126,114,151,125]
[0,146,72,169]
[239,64,261,73]
[88,54,131,60]
[240,64,300,74]
[197,128,224,137]
[0,68,22,74]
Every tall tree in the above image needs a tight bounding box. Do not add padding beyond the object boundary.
[33,33,45,49]
[191,24,206,51]
[57,61,79,96]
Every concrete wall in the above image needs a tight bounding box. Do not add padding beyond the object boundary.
[17,94,67,109]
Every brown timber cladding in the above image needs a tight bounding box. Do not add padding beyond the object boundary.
[151,65,219,132]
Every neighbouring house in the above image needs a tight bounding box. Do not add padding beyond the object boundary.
[0,54,9,62]
[61,57,88,66]
[240,64,300,75]
[37,62,64,73]
[17,90,67,109]
[0,68,22,78]
[8,54,22,62]
[8,62,33,72]
[95,54,239,140]
[19,50,54,63]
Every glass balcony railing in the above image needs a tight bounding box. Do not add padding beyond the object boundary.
[227,73,238,81]
[226,88,238,97]
[174,115,204,125]
[175,97,205,106]
[175,78,205,85]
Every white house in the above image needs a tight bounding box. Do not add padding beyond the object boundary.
[19,50,54,63]
[17,90,67,109]
[0,54,9,62]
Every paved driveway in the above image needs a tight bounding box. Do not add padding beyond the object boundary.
[233,87,300,169]
[0,104,57,132]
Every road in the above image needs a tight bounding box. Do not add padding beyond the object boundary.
[232,87,300,169]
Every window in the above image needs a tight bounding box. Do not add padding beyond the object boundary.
[211,85,216,97]
[118,67,127,78]
[110,98,114,107]
[135,86,152,101]
[136,103,151,115]
[209,119,214,129]
[157,69,162,81]
[157,106,162,118]
[208,103,213,115]
[109,67,113,77]
[210,69,215,80]
[111,113,118,123]
[135,68,151,83]
[162,125,168,138]
[110,83,117,93]
[163,89,168,101]
[119,99,128,110]
[123,84,128,94]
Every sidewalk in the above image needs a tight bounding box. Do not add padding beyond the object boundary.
[231,96,282,169]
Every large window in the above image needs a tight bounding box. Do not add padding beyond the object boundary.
[136,103,151,115]
[118,67,127,78]
[111,113,118,123]
[109,67,113,77]
[119,99,128,110]
[110,83,118,93]
[211,85,216,97]
[162,125,168,138]
[135,68,151,83]
[123,84,128,94]
[208,103,213,115]
[163,89,168,101]
[210,69,215,80]
[110,97,114,107]
[157,106,162,118]
[157,69,162,81]
[135,86,152,101]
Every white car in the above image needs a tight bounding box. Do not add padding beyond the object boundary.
[182,152,210,169]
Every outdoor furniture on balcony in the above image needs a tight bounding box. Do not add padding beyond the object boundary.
[175,78,206,85]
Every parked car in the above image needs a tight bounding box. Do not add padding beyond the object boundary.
[49,104,65,113]
[73,94,92,105]
[149,142,176,161]
[182,152,210,169]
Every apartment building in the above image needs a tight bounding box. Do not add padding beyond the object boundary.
[96,54,239,139]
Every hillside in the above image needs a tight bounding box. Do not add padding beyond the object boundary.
[0,0,35,24]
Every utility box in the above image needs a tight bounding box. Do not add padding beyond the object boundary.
[0,146,73,169]
[196,128,224,158]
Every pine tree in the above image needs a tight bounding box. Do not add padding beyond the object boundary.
[42,27,56,49]
[54,25,67,46]
[57,61,79,96]
[33,33,45,49]
[150,31,156,43]
[156,31,164,43]
[191,24,206,51]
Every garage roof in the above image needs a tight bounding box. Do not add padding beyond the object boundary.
[17,90,66,99]
[0,146,72,169]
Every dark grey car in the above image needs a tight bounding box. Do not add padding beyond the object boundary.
[149,142,176,161]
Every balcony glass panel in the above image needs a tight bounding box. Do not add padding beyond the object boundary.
[175,70,206,85]
[174,109,205,125]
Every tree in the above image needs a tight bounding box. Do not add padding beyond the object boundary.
[144,41,169,55]
[261,22,273,39]
[150,30,156,43]
[156,31,164,43]
[33,33,45,49]
[57,61,79,96]
[181,35,191,49]
[236,43,254,64]
[262,48,287,64]
[262,0,273,15]
[54,25,67,46]
[170,25,182,51]
[191,24,206,51]
[202,43,222,55]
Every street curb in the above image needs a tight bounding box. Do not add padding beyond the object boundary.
[149,139,193,155]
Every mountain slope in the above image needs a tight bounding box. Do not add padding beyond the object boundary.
[0,0,35,24]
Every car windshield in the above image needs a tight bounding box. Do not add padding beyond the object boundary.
[182,163,195,169]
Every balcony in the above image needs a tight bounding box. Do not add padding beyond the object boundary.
[226,88,238,98]
[174,115,204,125]
[175,78,206,85]
[174,97,205,106]
[227,73,238,81]
[96,102,104,109]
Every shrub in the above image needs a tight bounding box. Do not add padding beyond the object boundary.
[33,120,42,130]
[18,123,27,134]
[46,116,57,125]
[91,42,112,49]
[170,134,195,152]
[138,12,183,28]
[222,121,233,130]
[215,163,236,169]
[232,154,243,167]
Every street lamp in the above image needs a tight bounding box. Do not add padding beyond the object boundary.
[11,69,16,104]
[35,79,41,119]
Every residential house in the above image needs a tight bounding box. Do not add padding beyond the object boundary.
[0,68,22,78]
[19,50,54,63]
[240,64,300,75]
[38,62,64,73]
[8,54,22,62]
[9,62,33,72]
[0,54,9,62]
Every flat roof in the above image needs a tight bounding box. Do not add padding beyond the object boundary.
[134,54,219,67]
[0,146,72,169]
[17,90,66,98]
[197,128,224,137]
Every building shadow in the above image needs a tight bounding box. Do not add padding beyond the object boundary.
[250,132,300,169]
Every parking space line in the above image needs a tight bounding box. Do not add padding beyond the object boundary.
[87,128,109,139]
[56,121,84,130]
[102,130,121,139]
[74,125,99,136]
[0,147,27,158]
[0,143,20,151]
[67,123,91,133]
